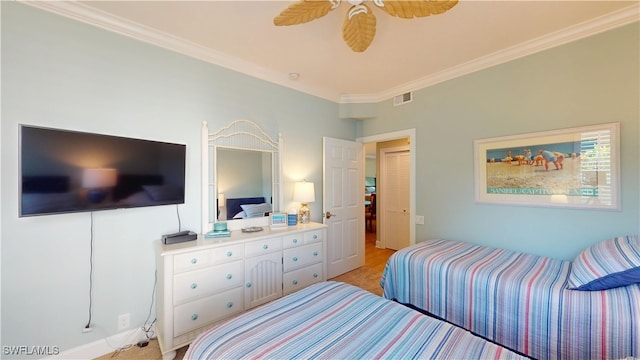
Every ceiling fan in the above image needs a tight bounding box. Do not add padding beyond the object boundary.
[274,0,459,53]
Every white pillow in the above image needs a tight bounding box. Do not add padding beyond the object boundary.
[240,203,271,218]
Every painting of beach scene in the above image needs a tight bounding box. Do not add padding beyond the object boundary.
[474,123,619,210]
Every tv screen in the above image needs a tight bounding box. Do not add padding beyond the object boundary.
[20,125,186,217]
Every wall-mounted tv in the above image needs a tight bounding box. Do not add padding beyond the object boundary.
[20,125,186,217]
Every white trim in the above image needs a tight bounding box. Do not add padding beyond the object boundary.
[19,1,339,103]
[342,3,640,104]
[357,129,416,248]
[21,1,639,104]
[42,327,150,360]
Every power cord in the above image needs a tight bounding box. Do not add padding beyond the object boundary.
[140,269,158,345]
[84,211,95,332]
[176,204,182,232]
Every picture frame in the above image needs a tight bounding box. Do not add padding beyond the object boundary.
[474,123,620,210]
[269,212,288,228]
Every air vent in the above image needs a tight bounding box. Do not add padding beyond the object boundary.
[393,92,413,106]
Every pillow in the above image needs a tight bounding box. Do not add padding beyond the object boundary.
[567,235,640,291]
[233,211,246,219]
[240,203,271,218]
[142,185,182,201]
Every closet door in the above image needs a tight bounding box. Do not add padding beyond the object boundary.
[381,148,410,250]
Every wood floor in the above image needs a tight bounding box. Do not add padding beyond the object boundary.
[96,225,394,359]
[330,227,395,296]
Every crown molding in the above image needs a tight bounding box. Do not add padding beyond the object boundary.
[342,3,640,104]
[21,1,640,105]
[20,1,341,102]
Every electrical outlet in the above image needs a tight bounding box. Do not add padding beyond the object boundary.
[118,313,130,331]
[415,215,425,225]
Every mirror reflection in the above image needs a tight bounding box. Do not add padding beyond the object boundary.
[216,147,273,221]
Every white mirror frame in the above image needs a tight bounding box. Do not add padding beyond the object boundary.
[201,120,283,233]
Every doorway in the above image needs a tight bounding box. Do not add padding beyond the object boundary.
[359,129,416,251]
[323,130,415,280]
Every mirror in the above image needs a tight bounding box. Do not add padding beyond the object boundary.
[216,147,273,221]
[202,120,282,233]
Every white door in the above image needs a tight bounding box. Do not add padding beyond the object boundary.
[381,147,410,250]
[323,137,364,279]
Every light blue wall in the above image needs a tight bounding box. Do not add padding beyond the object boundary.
[359,22,640,260]
[2,1,639,356]
[1,2,353,356]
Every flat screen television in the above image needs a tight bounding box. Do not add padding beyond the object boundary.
[20,125,186,217]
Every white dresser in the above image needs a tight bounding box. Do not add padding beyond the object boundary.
[155,222,327,360]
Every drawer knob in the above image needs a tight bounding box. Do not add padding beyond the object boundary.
[313,251,318,257]
[190,283,197,289]
[313,273,318,278]
[226,251,233,257]
[246,282,252,288]
[191,258,197,264]
[313,234,318,240]
[293,256,298,262]
[191,314,198,321]
[292,280,298,285]
[293,238,298,243]
[263,244,268,250]
[227,302,234,308]
[226,274,232,280]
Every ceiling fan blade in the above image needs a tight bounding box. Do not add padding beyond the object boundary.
[342,4,376,52]
[377,0,458,19]
[274,0,336,26]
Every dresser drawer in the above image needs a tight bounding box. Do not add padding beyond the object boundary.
[174,250,211,273]
[304,229,323,244]
[245,237,282,257]
[282,233,305,248]
[173,261,244,305]
[283,263,323,295]
[283,242,322,272]
[211,244,244,263]
[174,287,243,337]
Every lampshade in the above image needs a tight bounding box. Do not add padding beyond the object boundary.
[293,181,315,203]
[82,168,117,188]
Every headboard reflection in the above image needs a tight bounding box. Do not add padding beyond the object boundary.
[226,197,268,220]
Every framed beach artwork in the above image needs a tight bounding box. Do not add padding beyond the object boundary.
[474,123,620,210]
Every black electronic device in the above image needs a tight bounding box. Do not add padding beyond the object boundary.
[162,230,197,245]
[19,125,186,217]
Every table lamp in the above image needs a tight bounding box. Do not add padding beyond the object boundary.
[293,180,315,224]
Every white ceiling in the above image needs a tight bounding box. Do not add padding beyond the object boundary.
[27,1,639,103]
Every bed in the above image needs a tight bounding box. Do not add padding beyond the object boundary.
[185,281,528,359]
[380,237,640,360]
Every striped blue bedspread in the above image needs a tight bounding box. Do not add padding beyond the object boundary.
[380,239,640,360]
[185,281,527,359]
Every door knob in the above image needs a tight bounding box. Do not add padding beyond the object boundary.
[324,211,336,219]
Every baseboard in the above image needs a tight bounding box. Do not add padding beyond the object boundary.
[42,325,154,360]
